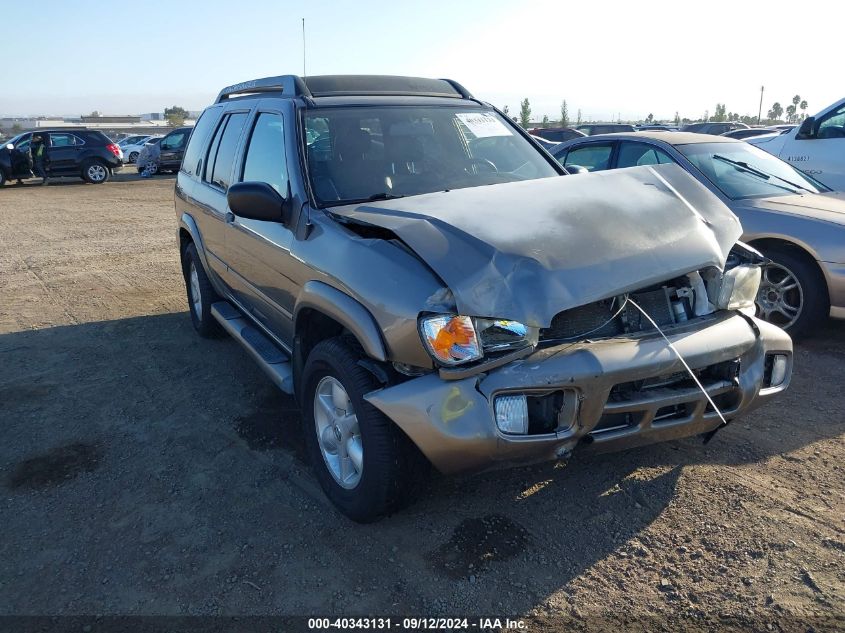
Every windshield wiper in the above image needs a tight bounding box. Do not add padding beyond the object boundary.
[712,154,813,194]
[332,192,406,206]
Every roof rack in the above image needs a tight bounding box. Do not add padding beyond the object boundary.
[215,75,473,104]
[215,75,312,103]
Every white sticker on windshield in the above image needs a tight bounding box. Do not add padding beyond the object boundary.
[456,112,512,138]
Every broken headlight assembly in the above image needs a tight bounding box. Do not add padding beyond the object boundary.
[708,265,762,315]
[419,315,538,366]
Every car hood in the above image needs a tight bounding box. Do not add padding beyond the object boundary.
[328,164,742,327]
[742,192,845,226]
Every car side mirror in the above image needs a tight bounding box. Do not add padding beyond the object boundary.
[6,144,13,151]
[227,181,290,223]
[565,164,589,174]
[796,116,815,140]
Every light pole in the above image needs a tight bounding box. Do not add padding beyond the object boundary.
[757,85,764,125]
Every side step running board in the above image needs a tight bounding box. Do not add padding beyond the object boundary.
[210,301,294,394]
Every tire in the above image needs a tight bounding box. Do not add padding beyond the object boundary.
[128,151,139,164]
[302,337,427,522]
[755,245,828,338]
[181,243,222,338]
[0,169,6,187]
[81,159,110,184]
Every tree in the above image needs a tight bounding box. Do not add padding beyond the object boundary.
[560,100,569,127]
[767,102,783,121]
[674,111,680,126]
[792,94,801,110]
[712,103,727,122]
[786,104,797,122]
[576,109,582,126]
[645,113,654,124]
[799,99,808,120]
[11,123,22,133]
[541,114,549,128]
[165,105,189,127]
[518,99,531,129]
[502,105,510,116]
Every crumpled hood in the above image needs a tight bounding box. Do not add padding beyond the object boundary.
[743,191,845,227]
[329,164,742,327]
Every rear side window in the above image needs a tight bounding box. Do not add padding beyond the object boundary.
[617,142,674,168]
[241,112,288,194]
[182,108,221,177]
[204,112,248,190]
[563,144,613,171]
[49,133,84,147]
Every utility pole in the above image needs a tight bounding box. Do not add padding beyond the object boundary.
[302,18,307,77]
[757,85,764,125]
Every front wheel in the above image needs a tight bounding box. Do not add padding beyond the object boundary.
[302,338,426,522]
[82,160,110,184]
[128,151,139,164]
[755,246,828,338]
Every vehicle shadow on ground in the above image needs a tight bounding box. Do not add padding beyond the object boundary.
[2,172,175,188]
[0,313,842,615]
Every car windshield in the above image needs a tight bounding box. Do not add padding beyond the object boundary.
[304,106,558,206]
[678,142,826,199]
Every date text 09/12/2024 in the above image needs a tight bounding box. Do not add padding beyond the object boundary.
[307,617,528,630]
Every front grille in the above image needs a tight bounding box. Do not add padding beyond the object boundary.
[541,287,676,344]
[590,359,742,435]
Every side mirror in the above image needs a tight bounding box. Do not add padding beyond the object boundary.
[796,116,815,140]
[227,181,289,223]
[6,144,13,151]
[565,164,589,174]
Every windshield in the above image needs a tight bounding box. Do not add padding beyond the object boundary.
[679,142,826,199]
[304,106,558,205]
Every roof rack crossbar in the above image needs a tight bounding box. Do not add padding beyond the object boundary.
[215,75,312,103]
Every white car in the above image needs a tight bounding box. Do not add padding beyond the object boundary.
[749,98,845,191]
[118,135,160,164]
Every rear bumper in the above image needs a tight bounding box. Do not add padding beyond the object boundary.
[366,313,792,474]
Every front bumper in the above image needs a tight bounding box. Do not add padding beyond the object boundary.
[366,313,792,474]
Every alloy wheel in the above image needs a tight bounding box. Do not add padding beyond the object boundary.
[313,376,363,489]
[189,262,202,318]
[756,263,803,329]
[87,164,107,182]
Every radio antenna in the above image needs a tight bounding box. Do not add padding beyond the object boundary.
[302,18,307,78]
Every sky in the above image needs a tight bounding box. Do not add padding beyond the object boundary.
[0,0,838,122]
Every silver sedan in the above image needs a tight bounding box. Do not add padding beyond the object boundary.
[552,132,845,336]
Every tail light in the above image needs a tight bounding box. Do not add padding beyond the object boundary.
[106,143,121,158]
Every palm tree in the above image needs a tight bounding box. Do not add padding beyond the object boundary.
[799,100,808,121]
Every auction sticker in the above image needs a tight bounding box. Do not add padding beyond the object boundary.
[456,112,512,138]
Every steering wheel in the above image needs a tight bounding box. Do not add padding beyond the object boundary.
[464,158,499,175]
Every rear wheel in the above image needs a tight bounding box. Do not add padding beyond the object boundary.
[181,243,221,338]
[302,337,426,522]
[82,159,110,184]
[755,245,828,337]
[128,151,139,164]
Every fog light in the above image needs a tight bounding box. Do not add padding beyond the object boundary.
[769,354,788,388]
[495,394,528,435]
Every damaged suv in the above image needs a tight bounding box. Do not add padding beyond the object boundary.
[175,75,793,522]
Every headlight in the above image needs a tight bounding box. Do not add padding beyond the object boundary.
[716,265,761,313]
[420,315,537,366]
[420,315,483,365]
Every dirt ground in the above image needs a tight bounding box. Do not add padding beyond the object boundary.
[1,173,843,631]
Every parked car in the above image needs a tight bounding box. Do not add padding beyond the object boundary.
[529,127,586,142]
[158,127,192,173]
[721,127,780,140]
[551,131,845,335]
[576,123,636,135]
[117,134,152,149]
[136,138,162,174]
[530,135,559,150]
[747,98,845,191]
[120,135,161,164]
[681,122,749,135]
[176,74,791,521]
[638,125,676,132]
[0,129,123,185]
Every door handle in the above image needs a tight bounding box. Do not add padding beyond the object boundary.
[224,211,235,223]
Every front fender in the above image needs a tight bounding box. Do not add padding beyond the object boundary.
[294,280,387,362]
